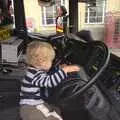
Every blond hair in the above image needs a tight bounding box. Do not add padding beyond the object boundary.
[26,41,55,67]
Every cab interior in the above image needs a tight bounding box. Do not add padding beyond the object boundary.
[0,0,120,120]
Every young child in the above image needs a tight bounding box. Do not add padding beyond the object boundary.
[19,41,80,120]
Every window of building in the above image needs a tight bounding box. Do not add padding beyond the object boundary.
[42,6,56,25]
[42,0,64,25]
[85,0,105,24]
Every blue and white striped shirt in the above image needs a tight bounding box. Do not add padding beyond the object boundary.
[20,67,67,105]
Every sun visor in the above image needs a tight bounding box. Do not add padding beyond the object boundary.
[78,0,96,2]
[78,0,97,6]
[38,0,55,6]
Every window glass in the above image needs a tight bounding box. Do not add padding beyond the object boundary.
[42,6,56,25]
[85,0,105,24]
[24,0,64,33]
[0,0,14,27]
[0,0,15,41]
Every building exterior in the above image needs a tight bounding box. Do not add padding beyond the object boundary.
[78,0,120,41]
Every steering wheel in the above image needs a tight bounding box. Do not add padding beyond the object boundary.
[27,33,110,105]
[48,41,110,106]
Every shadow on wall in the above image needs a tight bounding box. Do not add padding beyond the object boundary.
[76,30,94,42]
[84,27,105,41]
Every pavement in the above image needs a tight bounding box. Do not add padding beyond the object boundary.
[110,49,120,57]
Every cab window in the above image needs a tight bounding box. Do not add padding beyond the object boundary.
[23,0,65,34]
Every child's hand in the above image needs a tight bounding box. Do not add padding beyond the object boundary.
[59,64,67,68]
[61,65,80,73]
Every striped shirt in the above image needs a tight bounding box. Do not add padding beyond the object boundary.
[20,67,67,105]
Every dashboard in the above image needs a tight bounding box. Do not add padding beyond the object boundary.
[98,54,120,115]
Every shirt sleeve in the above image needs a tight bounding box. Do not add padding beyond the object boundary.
[32,68,67,88]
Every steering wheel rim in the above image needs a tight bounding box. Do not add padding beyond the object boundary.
[48,41,110,105]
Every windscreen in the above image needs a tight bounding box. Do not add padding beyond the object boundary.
[23,0,67,35]
[23,0,120,50]
[0,0,15,40]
